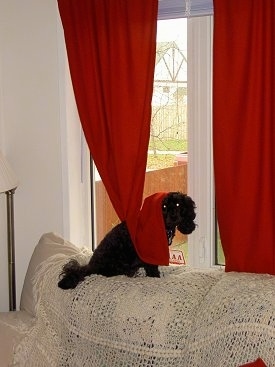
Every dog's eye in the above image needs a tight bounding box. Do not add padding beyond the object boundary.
[176,203,180,207]
[163,204,167,209]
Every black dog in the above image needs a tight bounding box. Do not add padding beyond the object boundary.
[58,192,196,289]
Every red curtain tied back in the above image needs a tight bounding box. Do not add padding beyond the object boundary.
[135,192,169,265]
[57,0,170,264]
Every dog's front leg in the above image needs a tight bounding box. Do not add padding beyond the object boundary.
[144,264,160,278]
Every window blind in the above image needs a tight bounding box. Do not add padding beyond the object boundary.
[158,0,213,20]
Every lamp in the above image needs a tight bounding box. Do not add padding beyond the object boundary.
[0,150,19,311]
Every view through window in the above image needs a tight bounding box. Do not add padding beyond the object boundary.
[93,18,189,265]
[92,17,224,266]
[215,224,225,265]
[145,18,188,265]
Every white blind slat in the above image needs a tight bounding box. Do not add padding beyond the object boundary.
[158,0,213,20]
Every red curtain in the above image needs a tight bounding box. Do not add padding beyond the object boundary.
[57,0,162,261]
[213,0,275,274]
[239,359,267,367]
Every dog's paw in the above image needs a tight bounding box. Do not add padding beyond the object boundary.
[144,265,160,278]
[58,275,80,289]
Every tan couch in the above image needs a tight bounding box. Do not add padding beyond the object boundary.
[0,233,274,367]
[0,232,80,367]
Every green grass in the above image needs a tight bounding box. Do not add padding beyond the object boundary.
[147,138,187,170]
[149,138,188,151]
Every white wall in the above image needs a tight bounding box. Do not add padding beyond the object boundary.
[0,0,91,311]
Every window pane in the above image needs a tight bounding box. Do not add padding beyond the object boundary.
[146,18,189,265]
[215,221,225,265]
[93,19,189,266]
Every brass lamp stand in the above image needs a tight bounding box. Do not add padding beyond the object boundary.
[6,188,16,311]
[0,150,18,311]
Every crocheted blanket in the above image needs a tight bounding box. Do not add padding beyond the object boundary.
[12,252,275,367]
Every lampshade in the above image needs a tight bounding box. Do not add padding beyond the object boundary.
[0,150,19,193]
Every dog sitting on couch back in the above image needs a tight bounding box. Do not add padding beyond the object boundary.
[58,192,196,289]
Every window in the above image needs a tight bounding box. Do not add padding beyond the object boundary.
[92,18,189,259]
[147,18,188,265]
[215,223,225,265]
[91,7,220,268]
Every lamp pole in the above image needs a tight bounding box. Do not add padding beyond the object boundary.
[6,188,16,311]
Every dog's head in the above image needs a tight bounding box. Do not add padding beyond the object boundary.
[162,192,196,245]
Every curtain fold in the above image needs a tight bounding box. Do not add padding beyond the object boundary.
[213,0,275,274]
[57,0,165,263]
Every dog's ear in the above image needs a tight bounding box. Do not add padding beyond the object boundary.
[181,195,196,220]
[177,220,196,235]
[177,194,196,234]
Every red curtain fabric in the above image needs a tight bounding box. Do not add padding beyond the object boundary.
[57,0,170,264]
[239,358,267,367]
[213,0,275,274]
[136,192,169,265]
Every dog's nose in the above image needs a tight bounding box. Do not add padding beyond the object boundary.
[171,209,181,221]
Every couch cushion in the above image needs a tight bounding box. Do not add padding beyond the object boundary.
[20,232,80,316]
[0,310,34,367]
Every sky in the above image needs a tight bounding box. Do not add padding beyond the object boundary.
[152,18,187,106]
[157,18,187,53]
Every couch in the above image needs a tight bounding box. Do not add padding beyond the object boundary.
[0,232,274,366]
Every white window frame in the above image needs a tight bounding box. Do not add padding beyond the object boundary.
[88,6,216,266]
[157,1,215,268]
[59,0,216,261]
[187,16,215,268]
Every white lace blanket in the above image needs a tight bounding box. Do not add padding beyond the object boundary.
[12,253,275,367]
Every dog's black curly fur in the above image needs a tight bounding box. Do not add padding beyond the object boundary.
[58,192,196,289]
